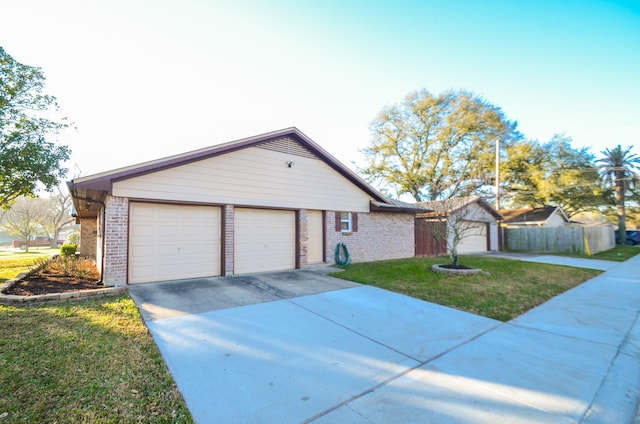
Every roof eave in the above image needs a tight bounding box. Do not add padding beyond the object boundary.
[370,201,429,214]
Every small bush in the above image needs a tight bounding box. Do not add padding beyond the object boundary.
[60,243,77,257]
[67,232,79,244]
[38,255,98,279]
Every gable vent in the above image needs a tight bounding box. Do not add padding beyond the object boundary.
[257,137,318,159]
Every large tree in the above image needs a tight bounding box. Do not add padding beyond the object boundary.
[41,189,74,247]
[1,196,48,252]
[0,46,71,208]
[361,89,520,201]
[503,135,604,217]
[597,145,640,243]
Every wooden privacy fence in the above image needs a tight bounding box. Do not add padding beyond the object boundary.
[504,225,615,255]
[415,219,447,257]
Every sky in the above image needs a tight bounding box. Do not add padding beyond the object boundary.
[2,0,639,178]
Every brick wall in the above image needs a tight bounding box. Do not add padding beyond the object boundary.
[223,204,234,275]
[298,209,308,267]
[79,217,97,258]
[325,211,415,263]
[102,196,129,287]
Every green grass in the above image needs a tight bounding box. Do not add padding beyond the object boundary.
[589,244,640,261]
[0,295,193,423]
[0,250,193,423]
[0,252,53,283]
[332,256,602,322]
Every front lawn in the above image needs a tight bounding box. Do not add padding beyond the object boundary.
[0,249,57,283]
[332,256,601,321]
[0,295,193,423]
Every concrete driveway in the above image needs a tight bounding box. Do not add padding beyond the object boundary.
[129,259,640,423]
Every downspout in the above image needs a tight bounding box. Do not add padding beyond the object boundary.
[68,182,107,285]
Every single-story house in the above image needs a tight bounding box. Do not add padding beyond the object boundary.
[415,196,503,255]
[500,206,569,228]
[68,128,422,287]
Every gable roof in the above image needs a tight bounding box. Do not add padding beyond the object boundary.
[68,128,391,216]
[416,196,503,220]
[499,206,569,225]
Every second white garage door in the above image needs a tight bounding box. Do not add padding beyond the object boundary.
[234,208,296,274]
[129,203,221,284]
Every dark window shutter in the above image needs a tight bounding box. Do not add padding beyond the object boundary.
[352,213,358,232]
[335,211,341,232]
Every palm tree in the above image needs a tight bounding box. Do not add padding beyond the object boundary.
[597,145,640,244]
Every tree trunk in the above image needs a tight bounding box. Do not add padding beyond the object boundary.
[616,170,626,244]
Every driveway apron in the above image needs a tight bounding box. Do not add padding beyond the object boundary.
[130,258,640,423]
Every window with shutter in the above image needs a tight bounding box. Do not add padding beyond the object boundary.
[335,212,357,233]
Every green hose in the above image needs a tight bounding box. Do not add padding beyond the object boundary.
[335,242,351,266]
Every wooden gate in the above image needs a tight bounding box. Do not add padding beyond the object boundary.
[415,219,447,257]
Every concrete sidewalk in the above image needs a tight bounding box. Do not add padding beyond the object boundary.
[519,255,619,271]
[479,252,619,271]
[134,256,640,423]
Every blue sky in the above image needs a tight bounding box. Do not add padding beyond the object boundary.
[2,0,639,176]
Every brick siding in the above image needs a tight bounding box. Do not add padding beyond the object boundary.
[78,217,97,257]
[325,211,415,263]
[102,196,129,287]
[298,209,308,267]
[223,205,234,275]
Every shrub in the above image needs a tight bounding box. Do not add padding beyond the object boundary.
[68,232,79,244]
[60,244,77,257]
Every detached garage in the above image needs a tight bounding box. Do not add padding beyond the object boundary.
[68,128,417,287]
[416,196,502,256]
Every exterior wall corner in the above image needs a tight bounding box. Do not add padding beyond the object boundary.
[102,195,129,287]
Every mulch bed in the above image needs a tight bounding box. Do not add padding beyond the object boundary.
[5,276,103,296]
[4,263,103,296]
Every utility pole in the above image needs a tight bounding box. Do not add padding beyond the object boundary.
[495,138,500,210]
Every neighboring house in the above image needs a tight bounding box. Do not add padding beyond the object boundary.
[416,196,503,255]
[500,206,569,228]
[68,128,420,286]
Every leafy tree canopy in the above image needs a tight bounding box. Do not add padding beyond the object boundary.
[503,135,604,218]
[361,89,520,202]
[0,46,71,208]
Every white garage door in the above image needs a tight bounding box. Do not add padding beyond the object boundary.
[129,203,221,284]
[234,208,296,274]
[307,210,324,264]
[457,221,488,254]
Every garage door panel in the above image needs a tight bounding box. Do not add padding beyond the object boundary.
[158,225,180,238]
[156,244,179,256]
[234,208,295,274]
[130,247,155,261]
[129,203,221,284]
[457,221,487,254]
